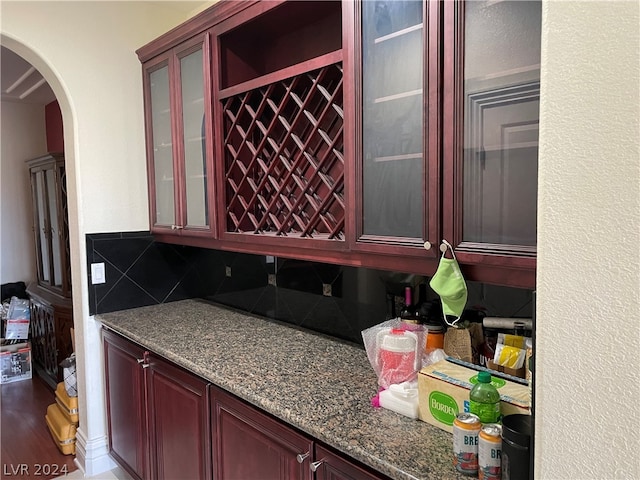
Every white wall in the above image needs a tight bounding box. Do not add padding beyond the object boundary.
[537,1,639,478]
[0,101,45,285]
[1,1,202,475]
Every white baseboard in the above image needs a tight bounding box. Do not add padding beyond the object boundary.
[74,427,117,476]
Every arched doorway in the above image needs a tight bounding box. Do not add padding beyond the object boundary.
[1,33,89,472]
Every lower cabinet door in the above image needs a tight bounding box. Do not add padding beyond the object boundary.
[147,354,211,480]
[211,386,313,480]
[103,330,148,480]
[313,445,389,480]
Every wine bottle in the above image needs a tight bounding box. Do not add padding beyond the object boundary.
[400,286,419,323]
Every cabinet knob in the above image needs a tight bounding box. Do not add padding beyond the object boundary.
[310,460,324,472]
[423,241,432,251]
[296,452,310,464]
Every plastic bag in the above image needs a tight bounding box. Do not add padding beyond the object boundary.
[362,319,424,389]
[7,296,29,320]
[60,353,77,397]
[5,297,30,340]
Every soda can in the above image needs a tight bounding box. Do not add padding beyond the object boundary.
[453,412,481,476]
[478,423,502,480]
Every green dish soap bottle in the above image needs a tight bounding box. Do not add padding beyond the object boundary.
[469,371,501,424]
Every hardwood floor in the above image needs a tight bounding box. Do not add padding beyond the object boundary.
[1,373,78,479]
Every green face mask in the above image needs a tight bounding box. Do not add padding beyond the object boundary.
[429,241,468,326]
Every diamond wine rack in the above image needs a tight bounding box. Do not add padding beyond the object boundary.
[222,63,345,240]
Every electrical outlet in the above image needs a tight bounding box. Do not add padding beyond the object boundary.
[91,262,106,284]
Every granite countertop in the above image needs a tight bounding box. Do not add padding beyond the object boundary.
[96,299,466,480]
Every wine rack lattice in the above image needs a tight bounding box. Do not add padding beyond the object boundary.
[223,63,344,239]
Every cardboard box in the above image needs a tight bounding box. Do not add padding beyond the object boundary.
[487,359,526,379]
[0,341,32,384]
[418,358,530,433]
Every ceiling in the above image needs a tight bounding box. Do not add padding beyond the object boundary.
[1,46,57,105]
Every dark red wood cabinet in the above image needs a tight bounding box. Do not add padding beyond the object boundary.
[26,153,74,389]
[313,445,388,480]
[210,385,313,480]
[142,33,215,238]
[210,385,387,480]
[103,330,148,480]
[103,329,211,480]
[137,0,541,289]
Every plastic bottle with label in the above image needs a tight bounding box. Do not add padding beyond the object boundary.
[469,371,501,424]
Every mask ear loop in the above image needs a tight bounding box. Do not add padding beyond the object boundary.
[440,240,463,328]
[440,239,457,261]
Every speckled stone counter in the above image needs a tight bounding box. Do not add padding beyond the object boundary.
[96,299,467,480]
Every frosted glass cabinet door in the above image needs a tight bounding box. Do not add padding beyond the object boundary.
[361,0,425,240]
[149,64,175,227]
[45,168,63,287]
[462,0,541,247]
[178,47,208,229]
[34,171,50,282]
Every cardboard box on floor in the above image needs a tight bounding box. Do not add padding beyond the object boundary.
[0,340,32,384]
[418,358,530,433]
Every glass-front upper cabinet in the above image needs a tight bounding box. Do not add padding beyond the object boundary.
[354,0,440,256]
[143,33,213,237]
[443,0,541,282]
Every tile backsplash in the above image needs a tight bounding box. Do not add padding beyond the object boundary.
[86,232,533,345]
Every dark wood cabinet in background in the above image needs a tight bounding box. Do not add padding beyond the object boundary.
[103,329,211,480]
[26,153,74,389]
[137,0,541,289]
[26,285,73,390]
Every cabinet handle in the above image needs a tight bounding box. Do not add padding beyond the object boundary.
[296,452,309,464]
[171,225,184,230]
[137,358,149,368]
[310,460,324,472]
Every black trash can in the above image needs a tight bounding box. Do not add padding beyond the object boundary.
[501,414,532,480]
